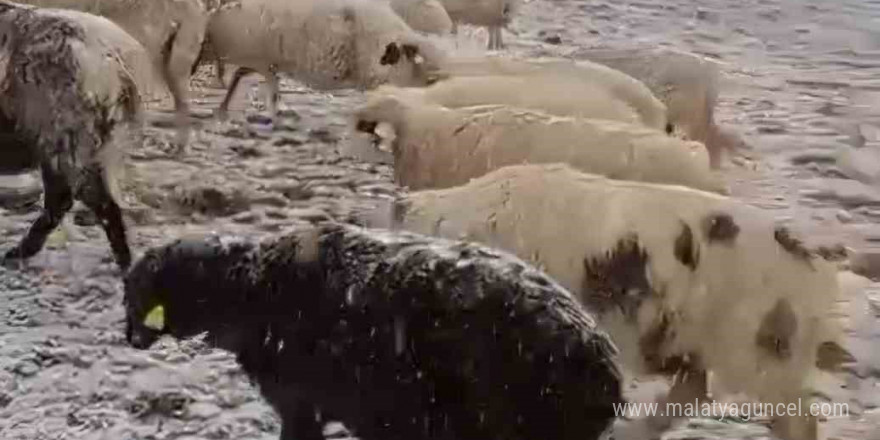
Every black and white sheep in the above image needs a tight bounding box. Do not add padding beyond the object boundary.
[352,93,726,193]
[124,222,624,440]
[382,163,845,440]
[578,47,745,169]
[20,0,209,147]
[205,0,447,119]
[438,0,520,50]
[0,0,145,269]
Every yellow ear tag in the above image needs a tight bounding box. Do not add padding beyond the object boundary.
[143,304,166,331]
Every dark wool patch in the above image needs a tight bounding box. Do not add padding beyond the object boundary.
[702,212,740,243]
[581,235,653,321]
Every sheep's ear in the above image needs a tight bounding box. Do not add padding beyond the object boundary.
[401,44,423,65]
[143,304,166,331]
[380,42,402,66]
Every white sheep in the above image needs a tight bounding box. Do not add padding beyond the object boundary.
[419,54,671,133]
[438,0,520,50]
[579,47,743,169]
[205,0,447,119]
[352,93,726,193]
[19,0,209,148]
[384,163,845,440]
[203,0,452,89]
[0,0,150,269]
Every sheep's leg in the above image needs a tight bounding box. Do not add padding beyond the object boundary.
[217,66,257,120]
[265,67,280,120]
[3,161,74,263]
[487,26,504,50]
[645,367,709,435]
[770,398,818,440]
[214,58,226,89]
[162,20,207,151]
[76,168,132,270]
[278,400,324,440]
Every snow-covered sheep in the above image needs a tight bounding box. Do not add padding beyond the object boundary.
[124,222,624,440]
[578,47,742,169]
[352,93,726,193]
[0,1,149,269]
[438,0,520,50]
[19,0,209,147]
[420,55,670,131]
[384,163,844,440]
[206,0,447,119]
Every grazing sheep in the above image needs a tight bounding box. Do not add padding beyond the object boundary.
[438,0,520,50]
[420,55,670,132]
[19,0,209,147]
[206,0,446,119]
[385,163,844,440]
[202,0,452,89]
[124,222,624,440]
[0,0,147,269]
[577,47,742,169]
[353,93,726,193]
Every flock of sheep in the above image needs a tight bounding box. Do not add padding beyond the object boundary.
[0,0,852,440]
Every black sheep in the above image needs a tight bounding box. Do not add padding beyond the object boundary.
[124,223,623,440]
[0,0,145,269]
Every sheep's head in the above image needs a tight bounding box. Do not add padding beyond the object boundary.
[353,94,408,153]
[124,235,256,350]
[380,37,447,87]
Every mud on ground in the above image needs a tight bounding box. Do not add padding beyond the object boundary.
[2,0,880,439]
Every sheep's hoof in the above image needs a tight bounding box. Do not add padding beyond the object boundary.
[1,249,26,269]
[215,108,230,122]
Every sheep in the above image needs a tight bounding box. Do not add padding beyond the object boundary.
[123,222,624,440]
[372,73,668,133]
[0,0,146,269]
[383,163,845,440]
[437,0,520,50]
[201,0,452,89]
[352,93,726,193]
[578,47,743,169]
[419,55,670,132]
[205,0,447,120]
[19,0,209,148]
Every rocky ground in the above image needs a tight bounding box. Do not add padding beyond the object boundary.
[1,0,880,439]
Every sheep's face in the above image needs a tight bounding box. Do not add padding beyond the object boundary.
[124,250,173,349]
[380,40,444,87]
[353,96,405,153]
[124,236,255,350]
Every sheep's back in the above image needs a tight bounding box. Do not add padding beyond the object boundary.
[429,56,669,131]
[254,223,623,440]
[422,75,645,126]
[394,106,725,193]
[577,47,721,143]
[388,0,452,35]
